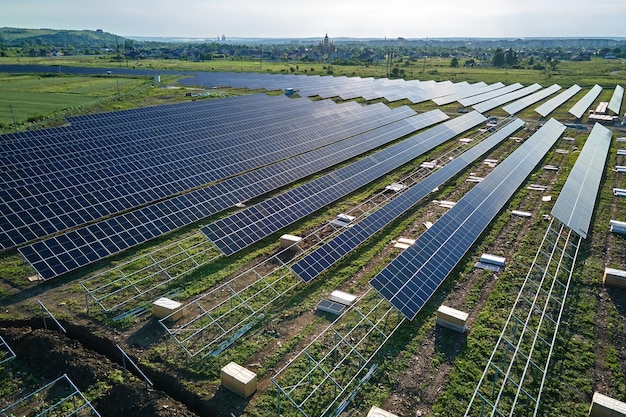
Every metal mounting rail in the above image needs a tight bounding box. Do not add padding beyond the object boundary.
[0,373,102,417]
[464,218,581,417]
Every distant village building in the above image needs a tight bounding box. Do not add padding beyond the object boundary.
[317,34,337,55]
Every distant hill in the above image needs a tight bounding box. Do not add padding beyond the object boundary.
[0,27,126,48]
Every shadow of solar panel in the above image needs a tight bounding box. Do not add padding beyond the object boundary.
[203,111,486,256]
[292,118,526,282]
[370,118,566,320]
[550,123,612,238]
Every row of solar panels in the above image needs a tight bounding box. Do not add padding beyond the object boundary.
[2,70,622,283]
[15,102,444,279]
[182,72,624,118]
[1,96,410,250]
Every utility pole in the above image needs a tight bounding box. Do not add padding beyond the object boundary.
[9,104,17,132]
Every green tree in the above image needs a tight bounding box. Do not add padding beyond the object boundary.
[504,48,518,66]
[492,48,505,67]
[548,58,560,72]
[450,57,459,67]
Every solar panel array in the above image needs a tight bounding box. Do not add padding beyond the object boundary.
[3,94,347,249]
[551,123,612,238]
[291,118,526,282]
[180,71,484,104]
[473,84,543,113]
[15,97,424,279]
[502,84,562,115]
[569,84,603,118]
[608,85,624,115]
[202,111,485,256]
[458,83,524,107]
[535,84,582,117]
[370,118,566,320]
[432,82,505,106]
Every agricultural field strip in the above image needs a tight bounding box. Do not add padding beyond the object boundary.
[607,84,624,115]
[2,97,398,249]
[76,110,449,316]
[271,288,405,416]
[17,105,425,280]
[568,84,603,118]
[291,117,525,283]
[502,84,562,115]
[465,219,581,416]
[535,84,582,117]
[370,119,567,320]
[473,83,543,113]
[161,118,509,356]
[201,111,487,256]
[0,335,16,364]
[80,232,220,312]
[0,373,101,417]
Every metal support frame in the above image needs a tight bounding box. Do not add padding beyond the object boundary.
[159,122,506,360]
[0,335,17,365]
[271,290,405,417]
[116,344,153,387]
[81,232,219,315]
[465,218,581,417]
[39,299,66,334]
[0,373,102,416]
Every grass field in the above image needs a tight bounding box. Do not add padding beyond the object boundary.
[0,73,150,128]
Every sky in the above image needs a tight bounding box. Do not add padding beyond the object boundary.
[1,0,624,40]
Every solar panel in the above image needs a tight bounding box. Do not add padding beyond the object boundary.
[502,84,561,115]
[473,84,543,113]
[551,123,612,238]
[608,85,624,115]
[202,111,483,256]
[569,84,603,118]
[291,118,526,282]
[458,83,523,107]
[19,108,446,280]
[432,82,504,106]
[370,118,566,320]
[2,98,409,250]
[534,84,582,117]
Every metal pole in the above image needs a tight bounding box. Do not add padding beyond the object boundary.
[9,104,17,132]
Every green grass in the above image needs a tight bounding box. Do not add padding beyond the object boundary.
[0,73,149,127]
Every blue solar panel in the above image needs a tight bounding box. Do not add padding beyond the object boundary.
[292,118,526,282]
[2,97,404,250]
[370,118,566,320]
[202,112,486,256]
[551,123,612,238]
[18,107,437,280]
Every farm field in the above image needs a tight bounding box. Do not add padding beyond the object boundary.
[0,59,625,417]
[0,72,152,128]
